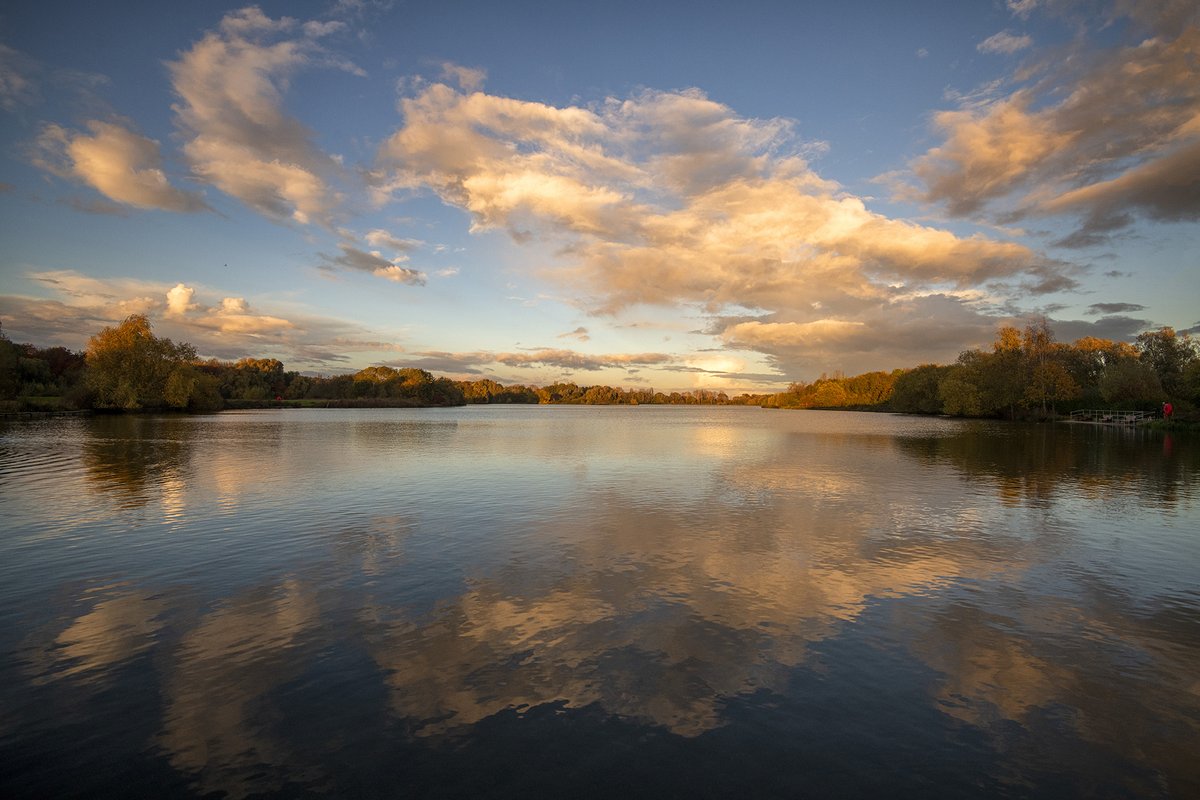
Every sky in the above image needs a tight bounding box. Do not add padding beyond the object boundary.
[1,0,1197,392]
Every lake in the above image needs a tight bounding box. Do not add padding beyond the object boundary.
[1,407,1198,798]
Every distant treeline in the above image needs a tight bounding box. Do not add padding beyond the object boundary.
[0,315,752,412]
[765,320,1199,420]
[2,316,1197,419]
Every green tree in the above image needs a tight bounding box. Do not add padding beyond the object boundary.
[0,324,19,401]
[1099,359,1163,405]
[1136,327,1198,396]
[939,370,983,416]
[891,364,949,414]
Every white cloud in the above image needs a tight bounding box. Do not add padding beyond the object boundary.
[364,229,420,252]
[976,31,1033,55]
[1006,0,1039,20]
[440,62,486,91]
[166,284,197,316]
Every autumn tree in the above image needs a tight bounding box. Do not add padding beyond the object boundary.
[85,314,216,410]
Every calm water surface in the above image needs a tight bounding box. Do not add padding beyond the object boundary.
[1,407,1198,798]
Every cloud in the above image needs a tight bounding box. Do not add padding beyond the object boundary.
[1086,302,1145,315]
[1049,314,1152,343]
[1041,139,1200,231]
[166,283,197,316]
[168,7,355,226]
[440,61,486,91]
[557,326,590,341]
[384,347,680,382]
[1,271,395,368]
[318,243,426,284]
[0,43,39,110]
[907,8,1200,240]
[378,79,1065,373]
[1007,0,1038,20]
[721,319,867,348]
[916,48,929,59]
[977,32,1033,55]
[363,229,420,252]
[492,348,672,371]
[31,121,208,212]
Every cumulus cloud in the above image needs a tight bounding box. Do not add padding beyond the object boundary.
[907,7,1200,242]
[168,6,355,226]
[377,77,1064,373]
[1,271,391,367]
[977,31,1033,55]
[166,283,197,316]
[31,121,207,212]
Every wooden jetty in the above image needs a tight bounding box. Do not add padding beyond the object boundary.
[1068,409,1153,426]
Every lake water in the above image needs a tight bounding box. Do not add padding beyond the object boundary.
[1,407,1198,798]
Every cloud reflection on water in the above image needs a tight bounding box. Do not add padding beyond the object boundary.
[6,409,1199,797]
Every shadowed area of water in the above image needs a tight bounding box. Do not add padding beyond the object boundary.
[1,407,1197,798]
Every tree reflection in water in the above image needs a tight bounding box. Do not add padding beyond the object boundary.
[2,409,1197,798]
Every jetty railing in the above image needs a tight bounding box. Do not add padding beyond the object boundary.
[1069,409,1154,425]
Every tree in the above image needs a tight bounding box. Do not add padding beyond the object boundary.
[984,326,1026,418]
[939,370,983,416]
[1099,359,1163,405]
[0,323,18,401]
[85,315,198,409]
[1136,327,1198,396]
[890,364,949,414]
[1065,336,1140,402]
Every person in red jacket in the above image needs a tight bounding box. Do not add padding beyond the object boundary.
[1163,402,1173,420]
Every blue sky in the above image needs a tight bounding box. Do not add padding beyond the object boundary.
[2,0,1197,391]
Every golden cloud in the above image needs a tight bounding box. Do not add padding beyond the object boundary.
[32,121,207,212]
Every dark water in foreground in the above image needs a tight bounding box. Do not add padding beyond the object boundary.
[1,407,1198,799]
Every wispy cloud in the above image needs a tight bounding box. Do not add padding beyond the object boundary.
[318,243,426,285]
[976,31,1033,55]
[906,5,1200,243]
[168,6,358,226]
[492,348,671,371]
[1085,302,1145,315]
[0,43,39,110]
[557,326,590,342]
[1007,0,1038,20]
